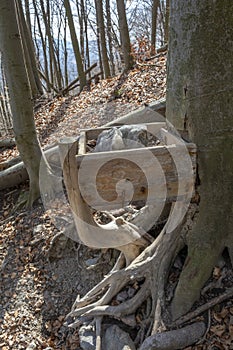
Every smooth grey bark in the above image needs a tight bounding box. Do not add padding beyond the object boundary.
[32,0,50,92]
[0,0,43,206]
[166,0,233,319]
[116,0,134,71]
[40,0,62,91]
[24,0,32,36]
[95,0,110,78]
[16,0,43,98]
[64,0,86,91]
[0,60,12,134]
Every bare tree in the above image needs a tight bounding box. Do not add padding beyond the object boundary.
[164,0,170,44]
[64,0,87,91]
[39,0,63,91]
[0,0,44,206]
[95,0,111,78]
[116,0,134,70]
[151,0,159,54]
[166,0,233,319]
[16,0,43,98]
[105,0,116,75]
[32,0,51,92]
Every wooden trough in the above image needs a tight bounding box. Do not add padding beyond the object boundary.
[74,122,197,211]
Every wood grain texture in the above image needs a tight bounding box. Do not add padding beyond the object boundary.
[76,143,196,210]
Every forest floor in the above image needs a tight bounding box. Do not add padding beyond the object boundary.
[1,51,233,350]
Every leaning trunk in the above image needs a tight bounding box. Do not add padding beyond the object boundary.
[166,0,233,319]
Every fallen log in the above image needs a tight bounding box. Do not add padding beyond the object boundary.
[0,99,166,190]
[0,161,29,189]
[0,137,16,148]
[0,144,60,190]
[61,62,98,95]
[0,155,21,171]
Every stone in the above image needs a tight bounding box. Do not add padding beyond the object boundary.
[103,325,136,350]
[94,125,149,153]
[79,324,96,350]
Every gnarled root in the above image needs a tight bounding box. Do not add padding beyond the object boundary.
[66,221,183,349]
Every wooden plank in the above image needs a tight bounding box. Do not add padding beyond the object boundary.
[78,131,86,155]
[76,143,196,210]
[85,126,112,141]
[160,128,188,145]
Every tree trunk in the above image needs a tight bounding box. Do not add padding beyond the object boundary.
[40,0,62,91]
[95,14,104,80]
[0,0,43,206]
[63,17,69,87]
[76,0,85,65]
[83,0,91,76]
[166,0,233,320]
[16,0,43,98]
[64,0,86,92]
[105,0,115,76]
[24,0,32,36]
[95,0,111,78]
[164,0,170,44]
[116,0,134,71]
[150,0,159,55]
[33,0,51,92]
[0,59,12,134]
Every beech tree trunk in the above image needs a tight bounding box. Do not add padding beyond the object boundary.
[40,0,63,91]
[116,0,134,71]
[64,0,86,91]
[33,0,51,92]
[16,0,43,98]
[95,0,111,78]
[166,0,233,319]
[0,0,43,206]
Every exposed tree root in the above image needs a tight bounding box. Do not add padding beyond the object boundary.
[139,321,206,350]
[66,221,183,342]
[63,204,199,349]
[172,286,233,327]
